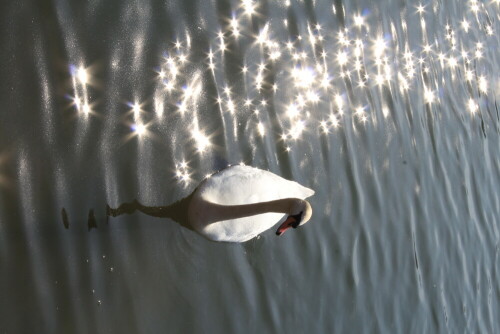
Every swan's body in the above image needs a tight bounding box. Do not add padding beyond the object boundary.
[188,165,314,242]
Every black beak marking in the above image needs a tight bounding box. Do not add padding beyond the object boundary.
[290,211,303,228]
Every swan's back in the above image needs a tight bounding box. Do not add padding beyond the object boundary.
[189,165,314,242]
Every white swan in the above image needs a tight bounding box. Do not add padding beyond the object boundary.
[188,165,314,242]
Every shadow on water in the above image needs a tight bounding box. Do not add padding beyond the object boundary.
[61,193,194,232]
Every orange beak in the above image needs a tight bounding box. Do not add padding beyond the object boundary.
[276,216,297,236]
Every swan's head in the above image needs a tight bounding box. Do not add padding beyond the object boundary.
[276,199,312,236]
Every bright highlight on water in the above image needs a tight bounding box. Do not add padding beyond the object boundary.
[67,1,497,190]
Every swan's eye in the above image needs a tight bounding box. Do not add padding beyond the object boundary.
[290,211,303,228]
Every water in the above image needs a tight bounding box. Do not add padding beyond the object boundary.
[1,0,499,332]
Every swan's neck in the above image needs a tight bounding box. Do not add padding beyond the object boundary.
[203,198,294,223]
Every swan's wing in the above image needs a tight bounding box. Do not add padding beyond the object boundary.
[199,165,314,205]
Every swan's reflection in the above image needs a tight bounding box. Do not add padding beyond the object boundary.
[106,195,193,231]
[61,194,193,231]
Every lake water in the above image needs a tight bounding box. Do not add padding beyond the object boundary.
[0,0,499,332]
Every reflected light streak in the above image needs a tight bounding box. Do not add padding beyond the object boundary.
[242,0,256,16]
[289,120,305,139]
[424,87,435,104]
[373,37,386,58]
[155,98,164,117]
[175,161,192,186]
[467,98,478,114]
[82,103,91,115]
[292,67,315,88]
[77,67,88,85]
[192,129,211,152]
[337,51,348,66]
[355,107,365,117]
[478,76,487,93]
[354,15,364,27]
[257,122,265,136]
[131,123,147,137]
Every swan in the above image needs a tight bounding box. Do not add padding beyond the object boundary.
[107,165,314,243]
[188,165,315,242]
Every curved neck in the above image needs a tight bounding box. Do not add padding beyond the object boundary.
[203,198,295,223]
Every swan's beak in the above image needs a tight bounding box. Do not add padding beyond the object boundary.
[276,216,298,236]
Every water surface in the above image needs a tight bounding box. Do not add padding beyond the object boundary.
[0,0,499,332]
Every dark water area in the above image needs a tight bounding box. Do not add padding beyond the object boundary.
[0,0,499,332]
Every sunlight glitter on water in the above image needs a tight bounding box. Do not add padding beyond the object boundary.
[67,0,498,186]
